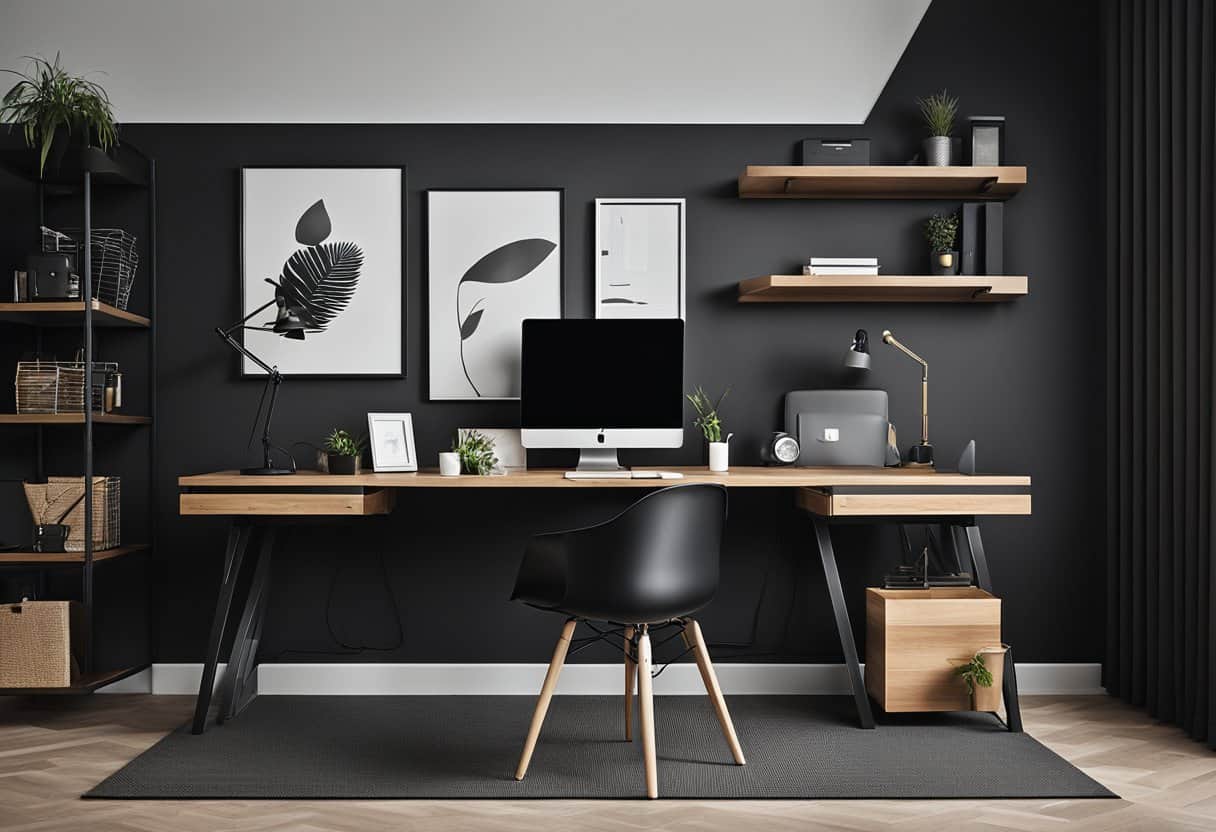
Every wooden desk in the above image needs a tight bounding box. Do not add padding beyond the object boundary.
[180,466,1031,734]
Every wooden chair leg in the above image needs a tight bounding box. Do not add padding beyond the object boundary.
[686,618,746,765]
[515,618,577,781]
[636,625,658,799]
[624,625,636,741]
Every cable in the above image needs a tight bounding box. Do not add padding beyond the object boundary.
[274,527,405,659]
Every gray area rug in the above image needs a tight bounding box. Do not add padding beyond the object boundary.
[88,695,1115,799]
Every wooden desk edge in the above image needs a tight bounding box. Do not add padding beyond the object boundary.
[179,467,1032,489]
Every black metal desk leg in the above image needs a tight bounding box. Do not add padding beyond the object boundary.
[217,527,275,724]
[961,524,1023,733]
[192,520,253,735]
[812,517,875,729]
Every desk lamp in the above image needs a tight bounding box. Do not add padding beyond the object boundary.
[843,329,872,369]
[882,329,933,467]
[216,279,306,475]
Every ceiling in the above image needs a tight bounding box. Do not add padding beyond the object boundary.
[0,0,930,124]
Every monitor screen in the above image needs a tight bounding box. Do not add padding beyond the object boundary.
[521,319,684,429]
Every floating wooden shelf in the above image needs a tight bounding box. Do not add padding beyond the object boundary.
[737,165,1027,199]
[0,664,148,695]
[738,275,1028,303]
[0,413,151,425]
[0,300,149,328]
[0,544,149,566]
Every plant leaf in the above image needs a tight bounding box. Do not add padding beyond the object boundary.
[459,238,555,286]
[278,240,364,331]
[295,199,331,246]
[460,308,484,340]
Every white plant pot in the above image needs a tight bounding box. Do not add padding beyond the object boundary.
[708,442,730,473]
[438,452,461,477]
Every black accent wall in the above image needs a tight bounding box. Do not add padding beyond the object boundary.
[1,0,1104,665]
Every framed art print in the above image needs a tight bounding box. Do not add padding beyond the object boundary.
[241,167,403,377]
[367,412,417,472]
[595,198,685,319]
[427,189,563,400]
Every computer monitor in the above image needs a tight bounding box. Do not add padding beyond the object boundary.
[521,318,684,471]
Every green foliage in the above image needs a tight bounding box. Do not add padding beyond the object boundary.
[924,212,959,251]
[916,88,958,137]
[1,54,118,177]
[323,428,365,458]
[453,429,498,475]
[687,385,730,443]
[953,651,995,695]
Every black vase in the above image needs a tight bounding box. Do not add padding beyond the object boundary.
[327,454,359,475]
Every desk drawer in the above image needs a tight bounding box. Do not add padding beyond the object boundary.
[180,488,394,516]
[798,488,1031,517]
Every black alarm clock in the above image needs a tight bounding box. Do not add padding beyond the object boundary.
[761,431,800,466]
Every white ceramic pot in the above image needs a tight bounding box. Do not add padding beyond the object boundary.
[438,452,461,477]
[708,441,730,473]
[923,135,952,166]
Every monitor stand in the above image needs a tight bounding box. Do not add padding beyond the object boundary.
[576,447,624,472]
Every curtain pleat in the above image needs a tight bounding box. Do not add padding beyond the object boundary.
[1105,0,1216,747]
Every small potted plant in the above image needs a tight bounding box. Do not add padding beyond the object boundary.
[323,428,365,475]
[953,645,1008,712]
[453,429,497,476]
[917,88,958,167]
[687,386,732,472]
[924,212,960,275]
[1,54,119,178]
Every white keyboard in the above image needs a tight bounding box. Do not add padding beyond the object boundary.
[563,470,685,480]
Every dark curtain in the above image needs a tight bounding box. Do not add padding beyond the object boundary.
[1105,0,1216,745]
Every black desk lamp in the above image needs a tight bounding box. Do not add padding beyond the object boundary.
[216,279,306,475]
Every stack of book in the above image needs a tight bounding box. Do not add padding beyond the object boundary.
[802,257,879,275]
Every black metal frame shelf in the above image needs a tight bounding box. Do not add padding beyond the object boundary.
[0,141,157,694]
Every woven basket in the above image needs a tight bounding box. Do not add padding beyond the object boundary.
[15,360,116,414]
[23,476,121,552]
[0,601,83,688]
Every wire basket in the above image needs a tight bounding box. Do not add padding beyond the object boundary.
[41,226,139,310]
[15,360,117,413]
[23,477,121,552]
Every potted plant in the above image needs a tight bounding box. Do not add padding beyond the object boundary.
[687,386,732,472]
[917,88,958,167]
[1,54,118,178]
[453,429,497,476]
[953,645,1008,712]
[924,212,960,275]
[323,428,365,475]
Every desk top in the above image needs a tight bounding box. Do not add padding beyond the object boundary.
[180,466,1031,489]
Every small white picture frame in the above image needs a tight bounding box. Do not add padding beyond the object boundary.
[595,197,685,320]
[367,412,418,472]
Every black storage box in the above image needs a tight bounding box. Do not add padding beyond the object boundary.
[800,138,870,165]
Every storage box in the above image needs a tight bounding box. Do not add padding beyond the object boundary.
[0,600,84,688]
[865,587,1001,713]
[23,476,121,552]
[800,138,871,165]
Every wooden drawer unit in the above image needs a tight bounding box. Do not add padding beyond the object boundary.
[798,487,1030,517]
[865,587,1001,713]
[180,488,395,516]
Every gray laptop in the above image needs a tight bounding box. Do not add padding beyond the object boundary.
[784,390,889,467]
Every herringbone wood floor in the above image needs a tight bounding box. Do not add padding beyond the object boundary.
[0,694,1213,831]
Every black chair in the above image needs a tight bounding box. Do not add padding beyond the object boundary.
[510,483,745,799]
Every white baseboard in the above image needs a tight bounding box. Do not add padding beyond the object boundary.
[107,662,1104,696]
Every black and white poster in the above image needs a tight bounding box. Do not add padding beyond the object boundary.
[241,167,403,376]
[427,189,562,400]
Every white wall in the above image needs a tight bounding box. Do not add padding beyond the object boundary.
[0,0,929,124]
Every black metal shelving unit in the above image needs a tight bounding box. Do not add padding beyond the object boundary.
[0,143,156,693]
